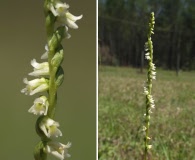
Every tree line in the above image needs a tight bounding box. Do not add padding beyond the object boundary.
[98,0,195,71]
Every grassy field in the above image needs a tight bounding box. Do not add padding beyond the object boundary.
[98,66,195,160]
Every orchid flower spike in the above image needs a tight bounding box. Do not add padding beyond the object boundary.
[22,1,81,159]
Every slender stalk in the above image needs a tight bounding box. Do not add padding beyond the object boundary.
[143,12,156,160]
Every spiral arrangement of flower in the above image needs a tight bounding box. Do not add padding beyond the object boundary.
[21,1,82,159]
[143,12,156,160]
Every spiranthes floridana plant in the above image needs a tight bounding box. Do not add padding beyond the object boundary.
[143,12,156,160]
[21,0,82,160]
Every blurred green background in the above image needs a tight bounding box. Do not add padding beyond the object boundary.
[0,0,96,160]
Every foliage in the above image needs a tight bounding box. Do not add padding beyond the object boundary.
[98,0,195,70]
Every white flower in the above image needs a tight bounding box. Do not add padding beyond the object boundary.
[148,95,154,104]
[150,62,156,70]
[28,96,49,115]
[151,104,155,108]
[28,59,49,77]
[21,78,49,95]
[40,118,62,138]
[145,52,150,60]
[144,87,149,95]
[41,45,49,59]
[147,145,152,149]
[60,12,83,29]
[51,2,70,17]
[142,126,147,131]
[46,141,71,160]
[50,2,83,29]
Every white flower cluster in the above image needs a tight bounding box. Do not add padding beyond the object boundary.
[150,62,156,80]
[144,87,155,109]
[21,59,49,96]
[21,51,70,160]
[144,42,156,80]
[49,0,82,38]
[144,42,151,60]
[143,12,156,153]
[143,85,155,149]
[41,118,71,160]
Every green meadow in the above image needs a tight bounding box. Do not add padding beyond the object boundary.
[98,66,195,160]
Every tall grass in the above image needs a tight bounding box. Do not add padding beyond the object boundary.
[98,66,195,160]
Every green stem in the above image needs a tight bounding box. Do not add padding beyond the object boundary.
[48,66,57,118]
[44,0,57,118]
[44,0,55,40]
